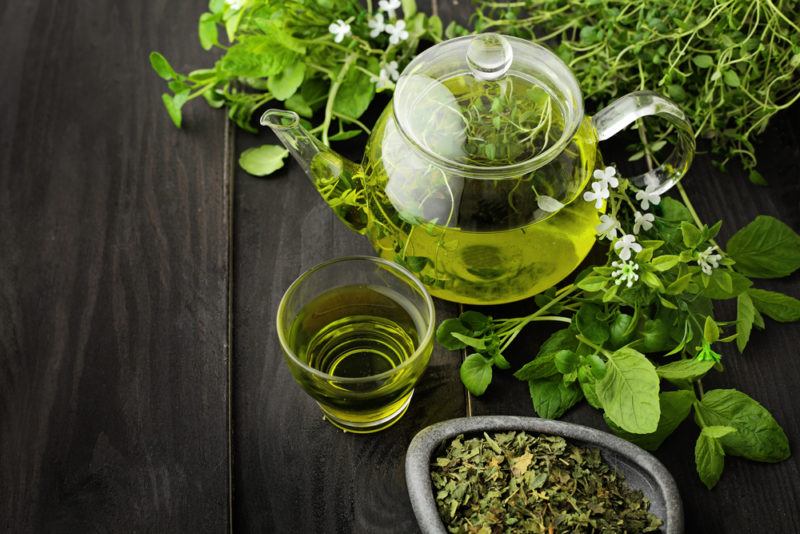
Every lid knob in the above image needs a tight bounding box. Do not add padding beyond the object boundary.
[466,33,513,81]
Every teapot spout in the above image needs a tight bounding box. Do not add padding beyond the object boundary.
[260,109,367,234]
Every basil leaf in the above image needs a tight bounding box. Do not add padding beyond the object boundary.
[695,389,790,462]
[695,426,736,489]
[238,144,289,176]
[460,354,493,396]
[748,289,800,322]
[596,348,661,434]
[736,293,755,353]
[529,376,582,419]
[727,216,800,278]
[605,390,695,451]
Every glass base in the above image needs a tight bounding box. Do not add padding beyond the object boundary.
[318,391,413,434]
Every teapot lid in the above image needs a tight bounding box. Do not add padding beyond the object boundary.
[393,33,584,176]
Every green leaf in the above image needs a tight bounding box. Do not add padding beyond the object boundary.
[639,318,671,353]
[666,272,693,295]
[238,144,289,176]
[651,255,680,271]
[596,348,661,434]
[695,427,730,489]
[748,170,768,186]
[659,197,692,222]
[492,352,511,370]
[401,0,417,17]
[161,92,187,128]
[554,350,579,374]
[703,316,720,343]
[427,15,443,40]
[704,425,737,439]
[460,354,493,396]
[514,352,559,381]
[529,376,582,419]
[450,332,486,351]
[696,389,790,462]
[401,255,430,273]
[268,62,306,101]
[723,70,741,88]
[577,365,602,409]
[328,130,362,142]
[459,311,490,332]
[199,13,219,51]
[537,326,580,356]
[693,54,714,68]
[220,30,305,78]
[736,293,755,353]
[680,221,703,248]
[333,66,375,120]
[606,390,694,451]
[702,269,752,300]
[436,319,470,350]
[748,289,800,322]
[576,303,609,346]
[150,51,177,80]
[285,94,314,118]
[576,275,607,292]
[657,358,715,384]
[727,216,800,278]
[609,313,634,348]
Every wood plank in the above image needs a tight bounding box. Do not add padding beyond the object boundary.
[469,104,800,533]
[230,3,469,531]
[0,1,231,531]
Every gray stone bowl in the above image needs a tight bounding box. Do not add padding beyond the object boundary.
[405,416,682,534]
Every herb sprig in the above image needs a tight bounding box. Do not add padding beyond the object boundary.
[437,166,799,488]
[472,0,800,182]
[150,0,443,175]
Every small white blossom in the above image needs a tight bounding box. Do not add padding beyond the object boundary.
[593,166,619,189]
[386,19,409,45]
[378,0,402,18]
[384,60,400,81]
[633,211,655,234]
[368,13,386,37]
[583,181,610,209]
[226,0,245,9]
[697,246,722,275]
[328,20,351,43]
[614,234,643,261]
[611,260,640,288]
[635,183,661,210]
[595,214,620,240]
[537,195,565,213]
[372,61,401,90]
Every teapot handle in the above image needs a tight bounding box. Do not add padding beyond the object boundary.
[592,91,695,194]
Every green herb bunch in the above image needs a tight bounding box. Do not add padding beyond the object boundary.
[437,166,800,488]
[149,0,444,175]
[472,0,800,181]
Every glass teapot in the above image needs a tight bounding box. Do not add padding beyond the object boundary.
[262,33,694,305]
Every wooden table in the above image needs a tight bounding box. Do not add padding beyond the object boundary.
[2,1,798,532]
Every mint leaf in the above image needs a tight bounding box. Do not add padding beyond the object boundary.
[596,348,661,434]
[435,319,470,350]
[460,354,493,396]
[268,62,306,101]
[577,364,602,409]
[736,293,755,353]
[606,390,695,451]
[692,54,714,68]
[150,52,177,80]
[538,326,580,356]
[238,144,289,176]
[576,303,610,346]
[459,310,491,332]
[161,91,188,128]
[702,269,751,300]
[450,332,486,351]
[727,216,800,278]
[748,289,800,322]
[199,13,219,51]
[220,31,304,78]
[333,66,375,120]
[285,94,313,118]
[514,353,558,381]
[529,376,582,419]
[554,350,579,374]
[696,389,790,462]
[656,358,715,384]
[695,426,735,489]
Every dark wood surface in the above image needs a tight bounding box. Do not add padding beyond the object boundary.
[1,0,798,533]
[0,1,231,532]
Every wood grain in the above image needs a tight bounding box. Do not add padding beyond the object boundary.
[469,105,800,534]
[0,1,231,531]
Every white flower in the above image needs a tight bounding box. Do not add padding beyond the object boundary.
[583,181,610,209]
[378,0,402,18]
[368,13,386,37]
[611,260,640,288]
[537,195,565,213]
[384,60,400,81]
[595,214,620,240]
[593,166,619,189]
[614,234,643,261]
[633,211,655,234]
[328,19,351,43]
[697,246,722,275]
[386,19,409,45]
[635,183,661,210]
[373,61,401,90]
[226,0,245,9]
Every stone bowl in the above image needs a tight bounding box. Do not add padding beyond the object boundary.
[405,416,683,534]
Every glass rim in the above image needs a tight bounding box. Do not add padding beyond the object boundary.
[276,256,436,384]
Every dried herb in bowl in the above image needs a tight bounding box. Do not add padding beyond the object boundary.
[431,431,662,533]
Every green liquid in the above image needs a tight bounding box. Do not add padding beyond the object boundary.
[286,285,432,432]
